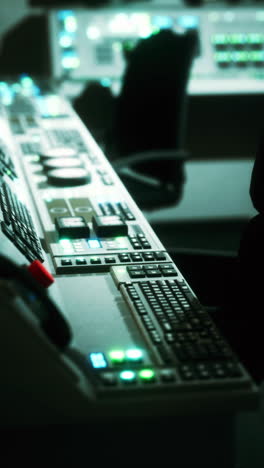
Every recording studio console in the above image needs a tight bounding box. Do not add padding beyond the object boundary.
[49,5,264,95]
[0,76,258,423]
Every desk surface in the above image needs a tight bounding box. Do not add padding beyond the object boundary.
[146,159,257,224]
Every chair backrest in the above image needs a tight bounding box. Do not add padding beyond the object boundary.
[108,29,198,184]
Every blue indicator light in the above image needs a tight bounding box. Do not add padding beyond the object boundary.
[152,16,173,30]
[178,15,199,29]
[88,239,101,249]
[61,51,80,70]
[120,370,136,382]
[57,10,74,21]
[90,352,107,369]
[126,349,143,361]
[100,78,111,87]
[59,32,74,48]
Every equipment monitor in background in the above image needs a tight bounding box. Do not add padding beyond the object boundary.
[48,6,264,95]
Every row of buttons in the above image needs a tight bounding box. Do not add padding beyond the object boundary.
[99,368,176,387]
[98,201,135,221]
[48,128,87,153]
[20,141,42,155]
[119,251,166,262]
[99,361,242,387]
[59,251,167,268]
[129,233,151,250]
[127,264,177,278]
[179,362,242,381]
[212,33,264,50]
[96,168,113,186]
[90,349,144,369]
[215,51,264,67]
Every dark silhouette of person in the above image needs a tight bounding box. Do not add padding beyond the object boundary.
[172,136,264,385]
[211,137,264,384]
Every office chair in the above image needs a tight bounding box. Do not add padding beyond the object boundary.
[104,29,198,210]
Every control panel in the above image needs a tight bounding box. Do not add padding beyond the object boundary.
[48,6,264,94]
[0,76,258,422]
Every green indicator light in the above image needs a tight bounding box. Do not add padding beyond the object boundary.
[248,33,262,44]
[213,34,226,44]
[230,34,247,44]
[126,349,143,361]
[139,369,155,380]
[120,370,136,381]
[88,239,101,249]
[20,75,34,88]
[249,51,263,61]
[216,52,230,62]
[59,238,71,247]
[152,27,160,35]
[59,238,74,252]
[109,350,125,363]
[115,236,127,244]
[233,51,248,62]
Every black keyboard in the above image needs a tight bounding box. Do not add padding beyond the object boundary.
[0,140,17,180]
[122,277,241,381]
[0,182,44,262]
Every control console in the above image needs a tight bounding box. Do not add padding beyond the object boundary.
[0,76,258,422]
[49,5,264,95]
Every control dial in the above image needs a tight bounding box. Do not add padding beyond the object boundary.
[40,147,78,160]
[46,167,91,186]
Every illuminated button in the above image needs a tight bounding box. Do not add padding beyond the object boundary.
[88,239,101,249]
[126,349,143,362]
[109,350,125,364]
[249,51,264,65]
[115,237,127,249]
[214,51,232,66]
[120,370,137,383]
[229,33,247,49]
[212,34,228,49]
[90,352,107,369]
[59,238,74,253]
[232,51,249,65]
[139,369,156,382]
[248,33,264,49]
